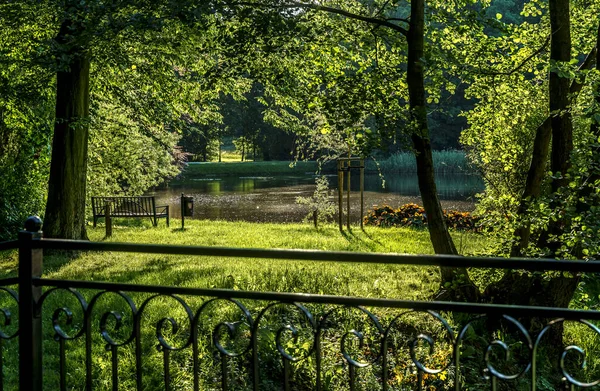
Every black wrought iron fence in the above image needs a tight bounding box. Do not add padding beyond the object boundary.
[1,218,600,390]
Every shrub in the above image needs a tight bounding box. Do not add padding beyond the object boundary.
[363,203,481,231]
[296,176,336,228]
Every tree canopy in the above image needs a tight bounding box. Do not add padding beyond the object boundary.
[1,0,600,309]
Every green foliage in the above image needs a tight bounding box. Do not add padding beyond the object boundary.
[295,175,336,228]
[364,204,481,232]
[0,2,55,239]
[456,0,600,258]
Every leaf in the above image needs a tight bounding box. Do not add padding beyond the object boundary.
[496,13,503,20]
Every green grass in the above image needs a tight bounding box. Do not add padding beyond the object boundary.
[0,220,495,390]
[2,221,596,390]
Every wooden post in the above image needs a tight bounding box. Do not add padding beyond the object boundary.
[346,162,351,230]
[18,216,43,391]
[338,160,343,231]
[104,200,112,238]
[360,159,364,229]
[181,193,185,230]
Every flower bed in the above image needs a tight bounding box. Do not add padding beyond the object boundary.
[363,203,481,231]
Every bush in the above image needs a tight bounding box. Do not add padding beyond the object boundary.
[296,176,336,228]
[363,203,481,231]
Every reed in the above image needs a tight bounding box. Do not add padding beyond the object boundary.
[368,150,476,175]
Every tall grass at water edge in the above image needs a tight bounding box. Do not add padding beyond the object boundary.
[368,150,475,175]
[178,151,474,180]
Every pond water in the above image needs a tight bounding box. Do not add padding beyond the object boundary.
[149,173,484,224]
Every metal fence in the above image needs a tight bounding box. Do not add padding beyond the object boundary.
[1,219,600,390]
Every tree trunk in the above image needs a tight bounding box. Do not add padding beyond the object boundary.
[511,0,591,256]
[548,0,573,193]
[487,0,578,347]
[44,20,90,240]
[407,0,478,301]
[484,272,580,348]
[510,118,551,256]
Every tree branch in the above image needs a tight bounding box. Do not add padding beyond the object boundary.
[229,1,408,36]
[474,35,551,76]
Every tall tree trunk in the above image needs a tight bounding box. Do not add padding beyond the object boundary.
[407,0,478,301]
[537,0,574,254]
[511,47,596,256]
[548,0,573,192]
[44,20,90,240]
[586,23,600,187]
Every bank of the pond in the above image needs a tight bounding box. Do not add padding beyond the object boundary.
[178,151,475,180]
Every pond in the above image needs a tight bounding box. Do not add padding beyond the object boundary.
[149,172,484,224]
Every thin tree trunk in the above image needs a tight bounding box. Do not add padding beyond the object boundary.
[218,134,222,162]
[407,0,478,301]
[44,20,90,240]
[510,4,597,256]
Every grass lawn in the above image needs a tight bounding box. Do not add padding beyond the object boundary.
[9,221,598,390]
[0,220,499,390]
[0,220,494,298]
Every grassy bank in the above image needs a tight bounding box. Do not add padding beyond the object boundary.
[179,151,475,180]
[179,160,325,179]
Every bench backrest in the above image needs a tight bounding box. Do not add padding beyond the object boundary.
[91,196,156,217]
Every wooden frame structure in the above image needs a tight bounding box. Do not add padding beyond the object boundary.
[336,157,365,230]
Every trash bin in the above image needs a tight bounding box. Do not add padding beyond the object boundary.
[182,194,194,217]
[181,194,194,229]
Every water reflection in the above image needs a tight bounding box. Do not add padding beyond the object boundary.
[149,173,483,223]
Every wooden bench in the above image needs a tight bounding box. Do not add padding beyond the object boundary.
[91,196,169,227]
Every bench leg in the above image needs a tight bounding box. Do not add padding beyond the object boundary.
[93,217,97,228]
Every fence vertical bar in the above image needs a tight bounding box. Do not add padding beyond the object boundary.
[18,216,43,391]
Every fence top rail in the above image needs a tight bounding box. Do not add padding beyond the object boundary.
[0,277,18,286]
[36,238,600,273]
[33,277,600,320]
[0,240,18,251]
